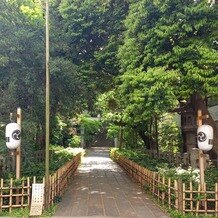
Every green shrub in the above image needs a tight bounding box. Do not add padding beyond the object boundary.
[106,124,119,139]
[110,148,173,171]
[157,166,200,183]
[78,114,101,145]
[111,148,218,191]
[51,115,72,147]
[205,166,218,189]
[68,135,81,147]
[158,113,182,153]
[49,146,84,172]
[22,146,85,177]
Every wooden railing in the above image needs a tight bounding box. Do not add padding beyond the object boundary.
[0,153,81,213]
[115,155,218,216]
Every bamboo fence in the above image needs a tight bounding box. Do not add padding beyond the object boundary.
[116,155,218,216]
[0,153,81,213]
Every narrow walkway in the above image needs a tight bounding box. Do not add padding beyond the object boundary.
[53,147,169,218]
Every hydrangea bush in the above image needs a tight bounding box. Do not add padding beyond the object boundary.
[158,166,200,183]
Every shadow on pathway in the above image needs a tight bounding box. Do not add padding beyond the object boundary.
[53,147,169,218]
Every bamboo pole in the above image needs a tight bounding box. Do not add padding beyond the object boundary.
[45,0,50,208]
[215,183,218,216]
[45,0,50,180]
[0,179,3,212]
[168,178,171,209]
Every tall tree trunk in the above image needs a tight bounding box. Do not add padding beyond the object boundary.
[119,126,124,149]
[155,116,159,154]
[138,130,151,150]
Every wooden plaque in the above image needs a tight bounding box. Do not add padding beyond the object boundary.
[30,183,44,216]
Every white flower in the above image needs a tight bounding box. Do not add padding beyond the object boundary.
[176,167,186,175]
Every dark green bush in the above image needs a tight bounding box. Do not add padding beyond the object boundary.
[111,148,218,188]
[22,146,84,177]
[110,148,173,171]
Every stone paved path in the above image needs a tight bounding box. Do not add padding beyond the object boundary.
[53,147,169,218]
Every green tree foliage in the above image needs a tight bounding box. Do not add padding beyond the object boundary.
[118,0,218,99]
[0,0,46,155]
[0,0,83,149]
[0,0,44,115]
[99,0,218,150]
[118,67,179,124]
[158,113,182,153]
[0,0,217,168]
[58,0,129,110]
[97,66,180,149]
[77,113,101,146]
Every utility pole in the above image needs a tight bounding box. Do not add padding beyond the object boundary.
[45,0,50,208]
[45,0,50,180]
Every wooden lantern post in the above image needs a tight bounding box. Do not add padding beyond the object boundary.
[16,107,21,179]
[197,110,209,191]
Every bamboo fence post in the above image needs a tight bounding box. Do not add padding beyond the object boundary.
[144,168,147,186]
[136,163,138,181]
[157,174,160,201]
[168,178,171,209]
[175,180,178,210]
[138,165,141,184]
[146,169,148,187]
[9,178,13,213]
[50,174,55,205]
[203,183,207,215]
[58,169,61,196]
[48,175,51,206]
[27,177,30,207]
[33,176,36,184]
[0,179,3,212]
[182,183,185,214]
[132,162,134,179]
[149,170,152,189]
[152,172,156,195]
[177,180,183,212]
[21,180,24,207]
[143,167,145,186]
[215,183,218,217]
[162,176,165,204]
[54,173,57,201]
[190,181,193,213]
[196,184,201,216]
